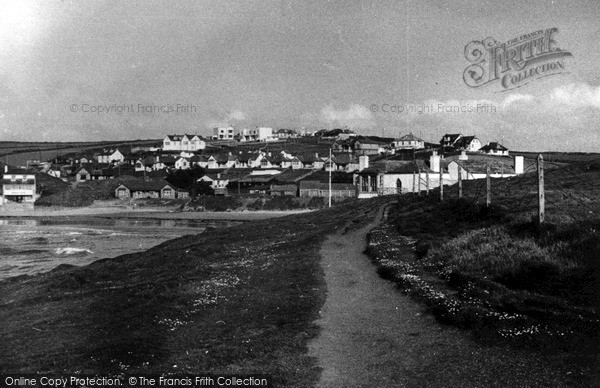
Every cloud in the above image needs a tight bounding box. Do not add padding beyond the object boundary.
[502,93,534,108]
[550,83,600,109]
[226,109,246,121]
[320,103,374,129]
[206,109,247,129]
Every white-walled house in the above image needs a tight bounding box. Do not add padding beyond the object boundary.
[446,153,524,182]
[174,157,191,170]
[479,142,509,156]
[163,134,206,151]
[440,134,481,151]
[392,133,425,149]
[1,167,37,207]
[213,127,235,140]
[97,149,124,164]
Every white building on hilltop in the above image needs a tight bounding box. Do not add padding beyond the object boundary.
[163,134,206,151]
[213,127,235,140]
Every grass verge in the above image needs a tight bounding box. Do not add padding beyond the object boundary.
[0,197,392,386]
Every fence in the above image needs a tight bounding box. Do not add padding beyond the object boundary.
[430,154,600,225]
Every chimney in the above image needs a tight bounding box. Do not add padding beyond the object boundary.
[4,165,7,173]
[514,155,524,174]
[217,173,221,179]
[459,150,468,160]
[315,152,319,159]
[359,155,369,171]
[429,150,440,173]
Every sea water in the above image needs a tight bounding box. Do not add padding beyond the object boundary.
[0,217,237,280]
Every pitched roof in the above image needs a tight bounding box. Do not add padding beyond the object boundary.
[480,142,508,152]
[118,179,174,191]
[361,160,431,174]
[272,169,315,183]
[446,154,515,174]
[397,133,424,142]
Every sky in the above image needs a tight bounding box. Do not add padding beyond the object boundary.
[0,0,599,151]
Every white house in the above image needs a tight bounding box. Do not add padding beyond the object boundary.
[392,133,425,149]
[163,134,206,151]
[97,149,124,164]
[479,142,509,156]
[440,134,481,151]
[446,152,524,182]
[249,127,274,142]
[1,167,37,207]
[353,153,452,198]
[174,157,191,170]
[213,127,235,140]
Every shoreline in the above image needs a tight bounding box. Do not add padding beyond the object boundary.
[0,206,313,220]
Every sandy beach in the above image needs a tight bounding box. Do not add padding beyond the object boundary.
[0,205,313,221]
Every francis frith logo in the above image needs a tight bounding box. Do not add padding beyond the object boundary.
[463,28,572,91]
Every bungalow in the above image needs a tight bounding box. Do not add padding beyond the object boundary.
[392,133,425,150]
[333,154,360,172]
[479,142,509,156]
[354,138,388,155]
[197,173,229,195]
[153,156,176,170]
[174,157,191,170]
[446,153,524,182]
[115,180,177,199]
[74,166,91,181]
[135,157,155,172]
[354,155,442,197]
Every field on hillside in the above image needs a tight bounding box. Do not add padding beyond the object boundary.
[0,139,160,166]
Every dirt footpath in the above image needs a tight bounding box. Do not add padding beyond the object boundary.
[308,210,581,387]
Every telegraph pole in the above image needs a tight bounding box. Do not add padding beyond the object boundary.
[538,154,545,224]
[439,167,444,201]
[486,164,491,206]
[458,167,462,199]
[328,148,332,208]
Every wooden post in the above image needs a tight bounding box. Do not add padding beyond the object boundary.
[458,168,462,199]
[538,154,545,224]
[417,166,422,196]
[412,170,416,194]
[486,164,491,206]
[426,170,430,196]
[439,167,443,201]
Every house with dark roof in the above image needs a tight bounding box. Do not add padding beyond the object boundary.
[354,137,390,155]
[479,142,509,156]
[115,180,177,199]
[392,133,425,150]
[96,149,124,164]
[197,173,230,196]
[354,156,443,197]
[446,152,524,182]
[163,134,205,151]
[440,133,481,152]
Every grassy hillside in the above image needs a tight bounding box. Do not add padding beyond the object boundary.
[0,197,392,386]
[367,162,600,354]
